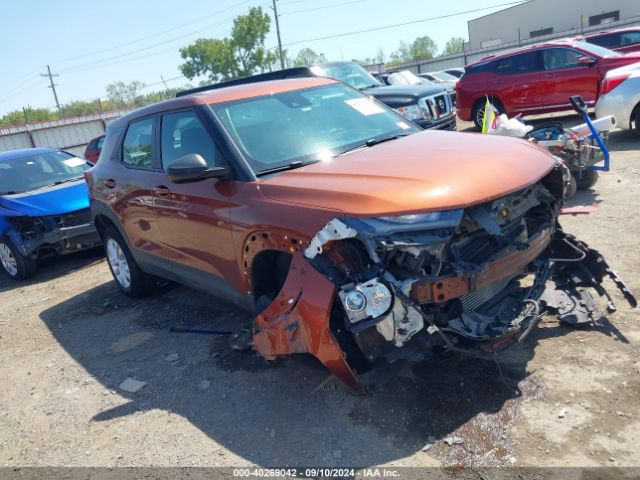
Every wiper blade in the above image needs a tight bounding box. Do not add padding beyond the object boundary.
[0,191,19,195]
[338,133,411,156]
[256,160,318,177]
[53,176,84,186]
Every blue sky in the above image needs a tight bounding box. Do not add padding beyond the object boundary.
[0,0,519,115]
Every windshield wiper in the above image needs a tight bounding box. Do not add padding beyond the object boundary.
[337,133,412,156]
[256,160,318,177]
[28,176,84,192]
[0,191,19,195]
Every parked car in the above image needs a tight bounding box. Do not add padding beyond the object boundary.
[585,28,640,54]
[182,61,457,131]
[456,39,640,129]
[418,71,460,83]
[84,133,105,164]
[443,68,465,78]
[385,70,457,110]
[0,148,101,279]
[86,77,635,389]
[595,63,640,135]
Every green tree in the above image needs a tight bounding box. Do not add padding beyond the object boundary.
[106,81,145,107]
[293,48,327,66]
[388,36,437,66]
[443,37,465,55]
[179,7,275,82]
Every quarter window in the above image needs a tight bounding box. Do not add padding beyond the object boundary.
[122,118,154,168]
[161,111,219,168]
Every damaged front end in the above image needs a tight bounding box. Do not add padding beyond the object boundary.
[4,208,101,260]
[253,164,636,390]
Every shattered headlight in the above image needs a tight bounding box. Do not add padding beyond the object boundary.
[339,279,393,324]
[395,104,423,121]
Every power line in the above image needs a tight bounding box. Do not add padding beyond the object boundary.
[54,0,257,65]
[40,65,61,114]
[280,0,366,16]
[282,1,528,47]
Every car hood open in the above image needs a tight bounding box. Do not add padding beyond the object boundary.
[0,181,90,217]
[259,130,556,216]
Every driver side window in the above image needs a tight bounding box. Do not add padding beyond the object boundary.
[161,111,220,168]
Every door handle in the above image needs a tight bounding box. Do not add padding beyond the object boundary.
[103,179,116,189]
[153,185,171,198]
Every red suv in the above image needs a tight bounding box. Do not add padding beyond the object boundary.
[585,28,640,54]
[457,40,640,129]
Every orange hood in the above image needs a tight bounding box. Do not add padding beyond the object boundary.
[259,130,556,216]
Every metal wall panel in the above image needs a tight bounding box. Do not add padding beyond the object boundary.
[0,133,33,152]
[32,120,104,149]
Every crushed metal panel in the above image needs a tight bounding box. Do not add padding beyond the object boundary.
[304,218,358,259]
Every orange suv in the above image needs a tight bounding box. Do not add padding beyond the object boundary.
[86,77,635,390]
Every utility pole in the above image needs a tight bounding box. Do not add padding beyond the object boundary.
[41,65,61,114]
[271,0,285,69]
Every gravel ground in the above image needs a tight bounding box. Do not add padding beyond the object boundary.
[0,115,638,474]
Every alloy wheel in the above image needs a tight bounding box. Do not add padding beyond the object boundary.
[106,238,131,289]
[0,243,18,277]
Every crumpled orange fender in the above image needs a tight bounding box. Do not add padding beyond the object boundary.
[252,252,362,392]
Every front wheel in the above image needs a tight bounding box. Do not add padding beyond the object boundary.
[0,238,37,280]
[103,226,154,297]
[576,170,599,190]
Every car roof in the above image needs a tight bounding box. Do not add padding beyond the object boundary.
[113,77,337,129]
[0,147,59,161]
[467,39,585,67]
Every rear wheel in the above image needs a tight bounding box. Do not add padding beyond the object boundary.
[472,98,504,131]
[103,226,154,297]
[576,170,599,190]
[0,238,37,280]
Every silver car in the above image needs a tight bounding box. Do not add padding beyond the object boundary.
[595,62,640,136]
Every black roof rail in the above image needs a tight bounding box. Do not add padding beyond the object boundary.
[176,67,316,97]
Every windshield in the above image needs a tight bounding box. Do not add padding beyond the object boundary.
[387,71,424,86]
[431,71,458,82]
[310,63,382,90]
[0,150,89,195]
[212,83,420,175]
[574,41,622,58]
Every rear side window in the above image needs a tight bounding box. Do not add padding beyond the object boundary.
[122,118,154,168]
[589,33,621,49]
[542,48,586,70]
[494,52,540,74]
[160,111,219,168]
[621,31,640,46]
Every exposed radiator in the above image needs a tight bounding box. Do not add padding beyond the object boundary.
[460,273,518,312]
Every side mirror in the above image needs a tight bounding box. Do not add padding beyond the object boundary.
[166,153,229,183]
[578,56,596,67]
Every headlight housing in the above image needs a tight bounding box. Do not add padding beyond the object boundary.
[395,104,423,121]
[343,210,463,235]
[339,279,393,324]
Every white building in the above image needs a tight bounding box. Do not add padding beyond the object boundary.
[468,0,640,50]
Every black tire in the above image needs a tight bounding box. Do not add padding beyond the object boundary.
[566,174,578,198]
[576,170,599,190]
[102,226,154,297]
[0,237,37,280]
[472,98,503,131]
[635,108,640,137]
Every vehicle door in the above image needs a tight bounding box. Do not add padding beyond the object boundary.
[540,47,598,108]
[490,51,544,113]
[112,116,167,257]
[152,108,236,280]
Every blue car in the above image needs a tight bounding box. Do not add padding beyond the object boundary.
[0,148,102,280]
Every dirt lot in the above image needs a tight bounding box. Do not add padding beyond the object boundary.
[0,116,638,474]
